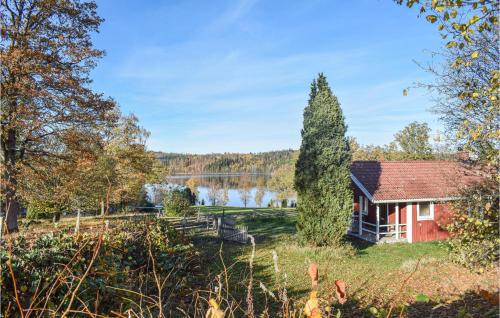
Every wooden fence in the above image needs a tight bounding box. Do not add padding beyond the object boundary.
[217,216,248,244]
[163,214,216,231]
[160,213,249,244]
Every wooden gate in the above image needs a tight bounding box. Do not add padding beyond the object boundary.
[217,216,248,244]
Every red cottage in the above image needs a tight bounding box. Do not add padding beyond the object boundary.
[348,160,484,243]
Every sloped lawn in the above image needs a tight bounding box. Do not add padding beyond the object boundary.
[196,213,499,317]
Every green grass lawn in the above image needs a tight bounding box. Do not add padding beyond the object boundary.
[195,205,296,215]
[14,207,498,316]
[194,211,497,315]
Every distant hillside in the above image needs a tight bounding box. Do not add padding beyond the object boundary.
[154,150,298,175]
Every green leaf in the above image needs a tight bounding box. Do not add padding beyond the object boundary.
[426,15,438,23]
[415,294,430,303]
[451,9,458,18]
[369,307,379,315]
[446,41,458,48]
[468,15,480,25]
[435,5,445,12]
[471,51,479,58]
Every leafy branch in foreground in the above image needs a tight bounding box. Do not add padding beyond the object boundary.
[397,0,499,164]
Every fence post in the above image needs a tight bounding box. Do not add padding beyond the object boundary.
[395,203,400,240]
[101,200,105,217]
[75,209,81,234]
[217,217,222,238]
[359,210,363,235]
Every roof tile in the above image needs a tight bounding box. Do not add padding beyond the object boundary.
[350,160,485,201]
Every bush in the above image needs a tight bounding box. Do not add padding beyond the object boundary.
[163,187,196,216]
[445,179,499,271]
[1,218,201,316]
[26,199,59,219]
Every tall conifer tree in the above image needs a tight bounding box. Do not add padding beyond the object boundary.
[295,73,353,246]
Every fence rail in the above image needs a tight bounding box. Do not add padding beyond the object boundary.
[160,213,249,244]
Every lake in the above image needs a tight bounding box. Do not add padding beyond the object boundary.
[149,174,289,208]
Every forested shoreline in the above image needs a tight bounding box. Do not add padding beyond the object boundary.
[156,126,457,177]
[155,150,296,174]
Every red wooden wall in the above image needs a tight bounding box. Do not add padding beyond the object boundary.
[352,182,453,242]
[410,202,452,242]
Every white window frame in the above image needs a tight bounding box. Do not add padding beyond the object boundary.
[416,202,434,221]
[359,196,368,215]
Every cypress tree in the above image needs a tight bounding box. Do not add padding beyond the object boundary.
[294,73,353,246]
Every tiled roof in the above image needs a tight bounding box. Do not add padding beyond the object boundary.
[350,160,485,202]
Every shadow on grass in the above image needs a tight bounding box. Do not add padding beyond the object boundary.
[194,236,498,317]
[238,215,297,243]
[192,225,497,318]
[345,236,376,254]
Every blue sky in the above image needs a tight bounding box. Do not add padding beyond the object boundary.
[91,0,443,153]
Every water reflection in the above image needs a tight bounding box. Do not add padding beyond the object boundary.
[151,174,281,208]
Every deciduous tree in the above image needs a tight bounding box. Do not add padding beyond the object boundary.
[1,0,117,231]
[268,160,296,205]
[397,0,499,164]
[394,121,433,159]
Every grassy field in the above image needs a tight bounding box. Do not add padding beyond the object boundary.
[194,209,498,316]
[196,205,296,215]
[14,207,498,316]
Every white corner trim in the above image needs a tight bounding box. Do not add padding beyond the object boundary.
[407,203,413,243]
[359,196,368,215]
[416,202,434,221]
[350,173,374,202]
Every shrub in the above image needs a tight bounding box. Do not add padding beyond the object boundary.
[445,179,499,271]
[163,187,196,216]
[26,199,59,219]
[1,218,201,316]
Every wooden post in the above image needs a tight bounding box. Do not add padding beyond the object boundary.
[395,203,400,240]
[75,209,81,234]
[101,200,105,216]
[217,217,222,237]
[376,204,380,242]
[358,210,363,235]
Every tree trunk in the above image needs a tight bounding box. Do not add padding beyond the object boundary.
[2,128,19,232]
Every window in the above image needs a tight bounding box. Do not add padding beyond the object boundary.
[417,202,434,220]
[359,196,368,215]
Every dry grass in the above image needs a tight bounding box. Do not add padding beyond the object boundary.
[6,210,499,317]
[195,213,499,315]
